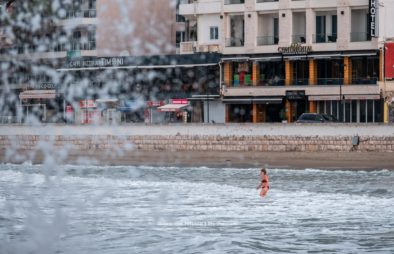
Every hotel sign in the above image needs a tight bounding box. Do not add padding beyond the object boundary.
[278,43,312,55]
[369,0,377,37]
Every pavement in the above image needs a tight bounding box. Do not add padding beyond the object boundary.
[1,123,394,137]
[2,149,394,170]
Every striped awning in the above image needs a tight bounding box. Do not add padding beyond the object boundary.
[157,103,188,112]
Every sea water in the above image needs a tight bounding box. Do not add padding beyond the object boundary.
[0,164,393,253]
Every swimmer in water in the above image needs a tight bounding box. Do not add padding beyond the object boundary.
[256,168,269,197]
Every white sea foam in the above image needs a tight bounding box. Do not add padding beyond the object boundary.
[1,165,393,253]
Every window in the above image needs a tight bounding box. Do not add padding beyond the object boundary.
[210,26,219,40]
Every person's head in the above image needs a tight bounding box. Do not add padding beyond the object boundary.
[260,168,267,176]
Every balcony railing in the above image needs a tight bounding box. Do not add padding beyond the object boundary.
[350,32,371,42]
[352,77,377,85]
[69,40,96,51]
[293,79,309,86]
[258,78,285,86]
[225,37,244,47]
[179,41,196,54]
[257,36,279,46]
[65,9,96,19]
[316,78,344,85]
[256,0,278,2]
[292,34,306,44]
[224,0,245,4]
[313,33,337,43]
[2,40,96,55]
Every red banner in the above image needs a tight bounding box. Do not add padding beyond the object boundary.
[171,99,188,104]
[80,100,97,109]
[385,42,394,80]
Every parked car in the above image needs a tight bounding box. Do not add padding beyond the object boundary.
[296,113,338,123]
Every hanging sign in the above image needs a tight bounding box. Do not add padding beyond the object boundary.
[369,0,377,37]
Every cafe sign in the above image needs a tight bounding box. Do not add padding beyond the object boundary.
[278,43,312,55]
[68,57,125,68]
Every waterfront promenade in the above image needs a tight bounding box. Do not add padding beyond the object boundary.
[1,124,394,169]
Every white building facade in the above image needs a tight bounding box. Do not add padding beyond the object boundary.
[180,0,386,123]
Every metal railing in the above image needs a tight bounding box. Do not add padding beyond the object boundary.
[65,9,97,19]
[225,37,244,47]
[316,78,344,85]
[313,33,337,43]
[352,77,377,85]
[224,0,245,4]
[257,36,279,45]
[292,79,309,86]
[179,0,195,3]
[350,32,371,42]
[69,40,96,51]
[292,34,306,43]
[258,79,285,86]
[3,40,97,54]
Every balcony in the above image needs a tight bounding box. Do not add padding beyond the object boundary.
[226,37,244,47]
[3,40,96,55]
[69,40,96,51]
[224,0,244,4]
[255,0,279,11]
[316,78,344,85]
[65,9,97,19]
[222,84,379,98]
[179,41,220,54]
[257,36,278,46]
[179,1,221,16]
[350,32,371,42]
[292,34,306,44]
[258,79,285,86]
[313,33,337,43]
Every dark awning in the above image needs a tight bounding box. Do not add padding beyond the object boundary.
[222,97,283,104]
[188,94,220,101]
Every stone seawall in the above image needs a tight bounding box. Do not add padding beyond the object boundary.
[1,134,394,153]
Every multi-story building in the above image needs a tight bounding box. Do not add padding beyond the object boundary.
[1,0,217,124]
[377,0,394,123]
[0,0,178,59]
[179,0,385,123]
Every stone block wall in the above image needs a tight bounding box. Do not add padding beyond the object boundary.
[1,134,394,153]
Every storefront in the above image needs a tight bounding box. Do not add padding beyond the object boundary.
[311,95,383,123]
[157,99,191,123]
[221,49,382,123]
[19,89,58,123]
[223,97,284,123]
